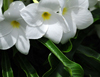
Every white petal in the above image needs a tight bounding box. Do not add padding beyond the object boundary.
[17,18,27,31]
[89,0,97,8]
[45,11,69,33]
[61,11,77,44]
[0,20,13,37]
[4,1,25,20]
[58,0,65,8]
[67,0,89,8]
[0,0,3,21]
[0,0,4,22]
[38,0,60,12]
[95,24,100,38]
[15,29,30,55]
[0,29,18,49]
[20,3,43,26]
[72,8,93,29]
[44,19,63,44]
[26,24,48,39]
[0,9,4,21]
[56,14,70,33]
[0,0,3,7]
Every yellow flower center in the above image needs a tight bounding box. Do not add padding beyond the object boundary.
[42,12,51,20]
[11,21,20,28]
[62,8,67,15]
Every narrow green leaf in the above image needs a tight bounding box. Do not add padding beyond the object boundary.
[84,67,100,77]
[92,8,100,22]
[1,51,14,77]
[14,53,39,77]
[66,25,95,59]
[75,53,100,73]
[74,53,100,77]
[39,38,84,77]
[60,40,72,53]
[3,0,8,12]
[77,45,100,62]
[43,53,70,77]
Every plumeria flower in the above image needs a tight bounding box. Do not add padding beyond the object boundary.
[20,0,70,44]
[58,0,93,44]
[0,1,30,55]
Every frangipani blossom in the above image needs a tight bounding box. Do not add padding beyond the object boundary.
[58,0,93,44]
[0,1,30,55]
[20,0,69,44]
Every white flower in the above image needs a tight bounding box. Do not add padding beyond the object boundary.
[58,0,93,44]
[20,0,70,44]
[0,1,30,55]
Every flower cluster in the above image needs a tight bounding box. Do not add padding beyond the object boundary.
[0,0,94,55]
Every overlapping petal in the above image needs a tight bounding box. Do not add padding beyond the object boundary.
[55,14,70,33]
[0,20,13,37]
[17,18,27,32]
[0,29,18,49]
[58,0,66,9]
[4,1,25,20]
[26,25,48,39]
[20,3,43,26]
[44,23,63,44]
[15,29,30,55]
[68,0,89,8]
[38,0,60,12]
[0,0,3,7]
[58,0,89,9]
[72,8,93,29]
[61,11,76,44]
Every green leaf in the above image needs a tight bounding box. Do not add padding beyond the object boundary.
[92,8,100,22]
[84,67,100,77]
[77,45,100,62]
[39,38,84,77]
[60,40,72,53]
[75,53,100,73]
[14,53,39,77]
[3,0,8,12]
[74,52,100,77]
[1,51,14,77]
[66,25,95,59]
[43,53,70,77]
